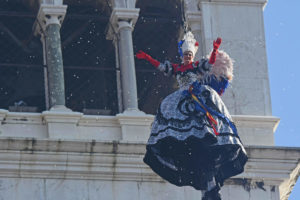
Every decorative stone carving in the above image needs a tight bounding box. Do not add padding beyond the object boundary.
[34,4,67,34]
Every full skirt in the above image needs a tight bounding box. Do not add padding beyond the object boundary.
[144,84,248,190]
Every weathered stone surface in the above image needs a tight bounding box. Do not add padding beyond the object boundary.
[0,138,299,200]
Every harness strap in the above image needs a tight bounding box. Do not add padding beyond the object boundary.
[189,86,219,136]
[188,85,238,136]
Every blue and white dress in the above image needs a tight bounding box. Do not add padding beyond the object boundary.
[143,56,248,191]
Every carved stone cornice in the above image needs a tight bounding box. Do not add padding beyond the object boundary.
[233,115,280,146]
[186,11,202,31]
[198,0,267,5]
[34,4,67,36]
[106,8,140,40]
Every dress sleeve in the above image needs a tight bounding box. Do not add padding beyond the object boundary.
[207,75,229,96]
[196,59,212,74]
[157,60,178,77]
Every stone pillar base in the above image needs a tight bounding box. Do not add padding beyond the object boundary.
[117,109,154,142]
[42,107,83,139]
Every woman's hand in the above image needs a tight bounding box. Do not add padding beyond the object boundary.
[209,37,222,64]
[136,50,148,59]
[213,38,222,51]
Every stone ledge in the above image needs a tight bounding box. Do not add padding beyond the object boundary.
[0,111,279,145]
[0,137,146,154]
[280,162,300,200]
[3,112,43,125]
[79,115,120,127]
[199,0,267,6]
[42,110,83,124]
[0,138,299,186]
[232,115,280,146]
[0,112,281,145]
[233,115,280,130]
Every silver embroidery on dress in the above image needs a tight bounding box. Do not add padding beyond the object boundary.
[176,72,198,89]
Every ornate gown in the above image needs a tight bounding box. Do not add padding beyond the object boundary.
[143,58,248,191]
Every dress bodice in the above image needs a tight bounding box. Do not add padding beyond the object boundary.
[158,59,229,95]
[176,71,202,89]
[173,61,207,89]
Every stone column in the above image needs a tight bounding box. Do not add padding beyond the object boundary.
[185,10,205,59]
[106,8,155,141]
[106,8,140,113]
[117,21,138,111]
[34,4,83,139]
[186,11,205,59]
[34,4,68,110]
[197,0,279,146]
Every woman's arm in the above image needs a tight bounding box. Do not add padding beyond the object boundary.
[136,51,177,76]
[195,38,222,74]
[136,50,160,67]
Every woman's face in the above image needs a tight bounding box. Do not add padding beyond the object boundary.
[183,51,194,65]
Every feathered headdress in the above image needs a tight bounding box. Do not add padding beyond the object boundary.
[178,31,199,57]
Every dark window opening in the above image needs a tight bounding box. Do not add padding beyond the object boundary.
[0,1,44,112]
[61,3,118,115]
[134,0,183,114]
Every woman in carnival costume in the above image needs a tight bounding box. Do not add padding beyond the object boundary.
[136,32,248,200]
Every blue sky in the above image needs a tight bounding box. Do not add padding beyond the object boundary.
[264,0,300,199]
